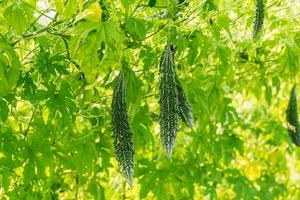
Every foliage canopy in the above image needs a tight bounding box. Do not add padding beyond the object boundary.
[0,0,300,199]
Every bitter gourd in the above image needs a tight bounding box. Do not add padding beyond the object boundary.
[112,71,134,184]
[159,44,179,158]
[286,85,300,146]
[253,0,264,39]
[176,75,193,128]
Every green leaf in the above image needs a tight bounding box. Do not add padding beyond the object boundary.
[87,180,105,199]
[283,39,299,75]
[71,20,124,81]
[120,0,129,16]
[215,42,230,75]
[3,1,34,34]
[127,18,147,41]
[176,34,187,57]
[0,40,21,98]
[52,0,64,14]
[0,99,9,122]
[124,66,143,104]
[203,0,218,12]
[23,163,36,184]
[217,14,231,37]
[70,21,100,59]
[61,0,78,19]
[132,105,154,149]
[264,83,272,105]
[139,171,156,198]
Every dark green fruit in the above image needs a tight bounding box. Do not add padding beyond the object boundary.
[286,85,300,146]
[148,0,156,7]
[253,0,264,39]
[159,44,179,158]
[112,71,134,184]
[176,76,193,128]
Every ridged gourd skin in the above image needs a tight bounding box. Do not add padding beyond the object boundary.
[253,0,264,39]
[286,85,300,146]
[175,75,193,128]
[159,44,179,158]
[112,71,134,185]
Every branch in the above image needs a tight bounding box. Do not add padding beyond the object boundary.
[11,20,64,46]
[24,3,56,21]
[122,180,126,200]
[24,102,39,140]
[145,22,169,40]
[144,2,204,40]
[48,31,86,79]
[22,8,53,36]
[138,4,167,9]
[51,118,60,146]
[129,0,144,18]
[143,94,156,99]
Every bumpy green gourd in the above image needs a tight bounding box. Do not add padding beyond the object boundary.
[176,76,193,128]
[159,44,179,158]
[253,0,264,39]
[112,71,134,184]
[286,85,300,146]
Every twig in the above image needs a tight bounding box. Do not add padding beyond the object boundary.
[122,180,126,200]
[130,0,143,18]
[24,102,39,140]
[73,174,79,200]
[143,94,156,99]
[51,117,60,146]
[24,3,56,21]
[2,28,12,38]
[23,8,52,36]
[144,2,204,41]
[138,4,167,9]
[11,20,64,46]
[48,31,85,78]
[145,22,169,40]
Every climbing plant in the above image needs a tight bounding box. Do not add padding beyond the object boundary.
[0,0,300,199]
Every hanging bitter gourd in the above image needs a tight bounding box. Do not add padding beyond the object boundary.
[169,45,193,127]
[159,44,179,158]
[253,0,264,39]
[176,75,193,128]
[286,85,300,146]
[112,71,134,184]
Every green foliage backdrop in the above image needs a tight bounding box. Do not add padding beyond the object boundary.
[0,0,300,199]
